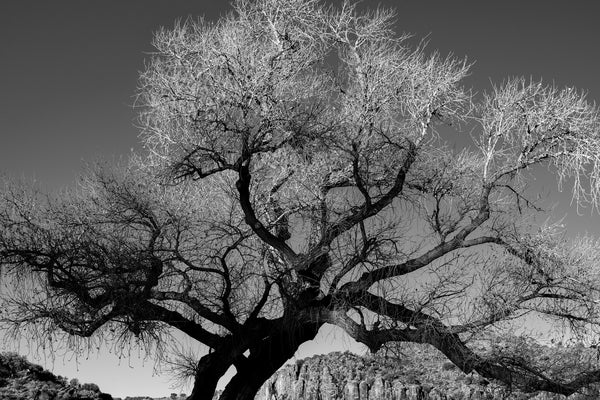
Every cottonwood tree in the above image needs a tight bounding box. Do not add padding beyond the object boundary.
[2,0,600,399]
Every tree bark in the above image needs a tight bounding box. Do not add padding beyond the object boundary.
[218,319,321,400]
[188,351,234,400]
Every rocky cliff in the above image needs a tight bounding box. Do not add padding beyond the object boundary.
[254,345,595,400]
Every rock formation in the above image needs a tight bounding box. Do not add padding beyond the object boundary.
[253,348,595,400]
[0,352,113,400]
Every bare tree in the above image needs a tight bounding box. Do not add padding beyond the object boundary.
[3,1,600,399]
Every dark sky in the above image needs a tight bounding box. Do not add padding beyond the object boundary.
[2,1,599,188]
[1,0,600,397]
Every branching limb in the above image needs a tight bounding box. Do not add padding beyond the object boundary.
[236,162,298,263]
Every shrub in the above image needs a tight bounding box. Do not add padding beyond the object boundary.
[441,362,457,371]
[382,371,399,381]
[81,382,101,392]
[0,353,29,374]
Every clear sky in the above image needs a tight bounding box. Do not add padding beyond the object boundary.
[2,1,600,398]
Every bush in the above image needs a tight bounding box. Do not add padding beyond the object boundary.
[382,371,399,381]
[404,374,420,384]
[0,353,29,374]
[441,362,457,371]
[475,377,489,386]
[81,382,101,392]
[32,369,59,383]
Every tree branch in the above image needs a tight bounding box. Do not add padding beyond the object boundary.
[236,162,298,262]
[138,301,222,347]
[150,290,240,333]
[308,141,417,271]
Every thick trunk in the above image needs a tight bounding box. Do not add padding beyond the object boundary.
[187,351,234,400]
[186,317,285,400]
[219,319,321,400]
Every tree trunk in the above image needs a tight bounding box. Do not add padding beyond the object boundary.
[219,319,321,400]
[187,351,234,400]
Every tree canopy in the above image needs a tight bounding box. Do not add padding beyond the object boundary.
[2,1,600,399]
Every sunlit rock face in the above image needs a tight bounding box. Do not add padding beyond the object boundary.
[252,349,576,400]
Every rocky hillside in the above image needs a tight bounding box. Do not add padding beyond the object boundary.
[0,352,113,400]
[255,344,596,400]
